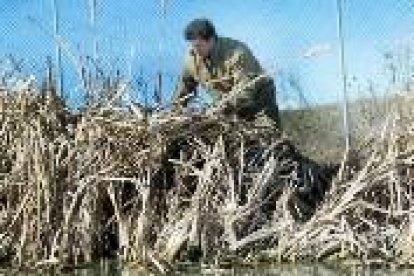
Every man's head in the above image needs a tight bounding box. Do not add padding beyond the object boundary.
[184,18,217,58]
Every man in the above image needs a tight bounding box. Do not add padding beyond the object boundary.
[172,18,280,126]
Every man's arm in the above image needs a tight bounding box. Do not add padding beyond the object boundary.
[172,50,198,112]
[223,48,268,114]
[206,48,267,117]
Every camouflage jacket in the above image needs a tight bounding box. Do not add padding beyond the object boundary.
[172,36,278,120]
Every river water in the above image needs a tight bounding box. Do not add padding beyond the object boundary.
[56,262,414,276]
[2,261,414,275]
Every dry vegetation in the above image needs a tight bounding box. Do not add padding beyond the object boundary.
[0,63,413,274]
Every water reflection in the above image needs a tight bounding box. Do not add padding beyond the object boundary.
[70,261,414,276]
[3,261,414,275]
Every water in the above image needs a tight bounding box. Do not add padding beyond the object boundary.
[2,261,414,275]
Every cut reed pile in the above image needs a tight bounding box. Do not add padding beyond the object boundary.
[0,72,413,273]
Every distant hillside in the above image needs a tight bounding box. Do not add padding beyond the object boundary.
[280,94,407,163]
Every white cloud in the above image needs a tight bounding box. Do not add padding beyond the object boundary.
[303,43,332,59]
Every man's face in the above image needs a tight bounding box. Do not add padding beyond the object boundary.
[190,37,215,58]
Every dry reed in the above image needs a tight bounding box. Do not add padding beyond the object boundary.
[0,66,413,274]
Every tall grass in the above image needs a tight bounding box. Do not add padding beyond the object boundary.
[0,59,413,274]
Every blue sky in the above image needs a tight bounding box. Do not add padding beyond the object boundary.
[0,0,413,109]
